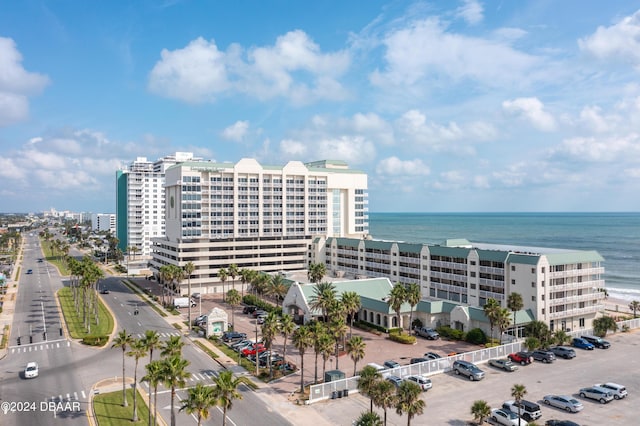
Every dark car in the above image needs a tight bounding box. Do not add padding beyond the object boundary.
[531,349,556,363]
[508,351,533,365]
[383,360,400,369]
[26,269,33,274]
[550,346,576,359]
[99,288,110,294]
[243,305,258,314]
[572,337,595,350]
[546,421,580,426]
[410,357,429,364]
[581,335,611,349]
[222,331,247,342]
[424,352,441,360]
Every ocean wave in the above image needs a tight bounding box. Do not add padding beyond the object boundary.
[605,286,640,302]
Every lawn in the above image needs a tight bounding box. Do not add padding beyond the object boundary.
[94,388,150,426]
[40,239,71,276]
[58,287,114,341]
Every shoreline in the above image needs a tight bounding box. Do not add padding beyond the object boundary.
[603,295,638,318]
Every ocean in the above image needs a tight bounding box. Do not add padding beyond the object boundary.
[367,212,640,303]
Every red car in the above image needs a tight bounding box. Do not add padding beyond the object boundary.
[508,351,533,365]
[241,343,266,356]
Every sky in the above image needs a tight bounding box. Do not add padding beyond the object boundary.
[1,0,640,214]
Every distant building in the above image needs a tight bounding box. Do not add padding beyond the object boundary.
[150,158,369,295]
[91,213,115,233]
[115,152,201,258]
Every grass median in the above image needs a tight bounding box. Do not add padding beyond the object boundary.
[58,287,114,343]
[94,388,150,426]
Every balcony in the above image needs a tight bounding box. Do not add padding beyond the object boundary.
[549,304,603,319]
[548,266,604,278]
[547,292,606,306]
[432,260,468,270]
[431,270,467,282]
[548,279,604,291]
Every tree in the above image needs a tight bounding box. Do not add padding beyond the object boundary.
[180,382,216,426]
[279,314,296,371]
[387,283,407,331]
[507,292,524,338]
[218,267,228,302]
[524,336,540,351]
[141,329,161,363]
[395,380,425,426]
[226,289,242,328]
[162,355,191,426]
[292,325,313,393]
[511,384,527,426]
[239,267,252,298]
[212,370,243,426]
[183,261,196,326]
[553,330,570,346]
[358,365,382,413]
[228,263,239,292]
[629,300,640,318]
[262,311,280,379]
[309,281,337,322]
[371,379,396,426]
[267,274,288,303]
[354,411,383,426]
[330,319,348,370]
[483,298,501,342]
[142,360,164,426]
[341,291,361,339]
[112,329,133,407]
[307,262,326,284]
[593,315,617,337]
[525,320,552,347]
[161,335,185,358]
[470,400,491,425]
[496,307,512,344]
[405,283,421,335]
[347,335,366,376]
[127,339,148,422]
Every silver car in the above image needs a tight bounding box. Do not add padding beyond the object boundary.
[543,395,584,412]
[579,386,614,404]
[406,375,432,391]
[594,382,627,399]
[488,358,518,372]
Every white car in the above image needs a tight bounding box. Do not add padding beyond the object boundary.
[406,375,432,391]
[543,395,583,413]
[594,382,627,399]
[579,386,614,404]
[490,408,528,426]
[24,362,39,378]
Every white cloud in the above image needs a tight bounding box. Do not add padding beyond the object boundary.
[492,27,528,42]
[578,10,640,70]
[376,156,430,176]
[456,0,484,25]
[279,139,307,157]
[549,134,640,163]
[149,31,350,104]
[502,97,557,131]
[0,37,50,126]
[314,136,375,165]
[370,17,540,88]
[221,120,249,142]
[579,105,615,133]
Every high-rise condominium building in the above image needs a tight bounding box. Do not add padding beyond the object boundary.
[116,152,201,257]
[91,213,116,233]
[150,158,368,295]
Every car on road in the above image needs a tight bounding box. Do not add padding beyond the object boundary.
[545,421,580,426]
[581,334,611,349]
[543,395,583,412]
[383,360,400,369]
[572,337,595,350]
[385,375,404,387]
[550,346,576,359]
[26,269,33,274]
[222,331,247,342]
[508,351,533,365]
[531,349,556,363]
[490,408,527,426]
[488,358,518,372]
[99,288,109,294]
[452,360,485,381]
[579,386,614,404]
[413,326,440,339]
[24,362,39,378]
[502,399,542,421]
[37,258,43,263]
[406,375,432,391]
[424,352,441,360]
[594,382,627,399]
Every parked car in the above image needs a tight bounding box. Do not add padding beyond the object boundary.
[24,362,39,379]
[572,337,595,350]
[531,349,556,363]
[424,352,441,360]
[383,360,400,369]
[594,382,627,399]
[489,358,518,372]
[256,314,267,324]
[26,269,33,274]
[222,331,247,342]
[410,357,429,364]
[406,375,432,391]
[545,421,580,426]
[190,292,201,300]
[543,395,584,412]
[99,288,110,294]
[581,334,611,349]
[385,375,404,387]
[490,408,527,426]
[550,346,576,359]
[252,309,267,318]
[193,314,207,325]
[413,326,440,340]
[241,343,266,356]
[231,340,254,351]
[243,305,258,314]
[452,360,485,381]
[508,351,534,365]
[579,386,614,404]
[502,399,542,421]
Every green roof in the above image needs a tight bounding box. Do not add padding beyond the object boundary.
[507,254,540,265]
[476,249,509,262]
[333,237,360,248]
[397,242,424,254]
[545,250,604,266]
[298,278,394,305]
[443,239,472,247]
[364,240,394,251]
[428,245,471,258]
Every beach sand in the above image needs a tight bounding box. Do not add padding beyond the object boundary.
[603,295,638,320]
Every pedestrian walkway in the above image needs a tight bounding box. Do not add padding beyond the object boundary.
[8,338,70,354]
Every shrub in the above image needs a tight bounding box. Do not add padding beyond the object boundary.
[388,331,417,344]
[465,328,487,345]
[82,335,108,346]
[411,318,423,329]
[436,325,465,341]
[242,294,283,316]
[354,320,388,334]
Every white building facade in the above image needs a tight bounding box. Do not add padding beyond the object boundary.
[91,213,115,233]
[150,158,369,295]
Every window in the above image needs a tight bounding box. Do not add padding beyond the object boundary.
[579,318,585,327]
[542,267,545,273]
[531,296,536,302]
[511,279,516,285]
[511,265,515,271]
[470,283,476,290]
[531,268,535,274]
[541,308,545,315]
[531,282,535,287]
[541,294,545,301]
[470,271,476,277]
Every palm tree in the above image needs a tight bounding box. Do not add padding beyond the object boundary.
[239,267,252,298]
[341,291,361,338]
[309,282,337,322]
[471,400,491,425]
[142,360,164,426]
[524,336,540,351]
[267,274,288,303]
[358,365,383,413]
[330,319,348,370]
[405,283,420,332]
[228,263,239,292]
[347,336,366,376]
[183,261,196,326]
[507,292,524,338]
[292,325,313,393]
[496,307,512,344]
[307,262,326,284]
[318,330,334,381]
[354,411,383,426]
[371,379,396,426]
[226,289,242,328]
[179,382,216,426]
[387,283,407,331]
[161,335,184,358]
[629,300,640,318]
[483,298,501,342]
[553,329,570,347]
[127,339,148,422]
[511,384,527,426]
[280,314,295,369]
[112,329,134,407]
[218,267,228,302]
[212,370,243,426]
[162,355,191,426]
[141,329,161,363]
[396,380,425,426]
[261,311,280,379]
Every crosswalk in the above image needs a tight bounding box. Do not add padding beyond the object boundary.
[9,340,70,354]
[142,370,218,390]
[48,390,87,402]
[134,331,182,339]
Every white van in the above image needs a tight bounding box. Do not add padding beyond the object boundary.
[366,363,389,377]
